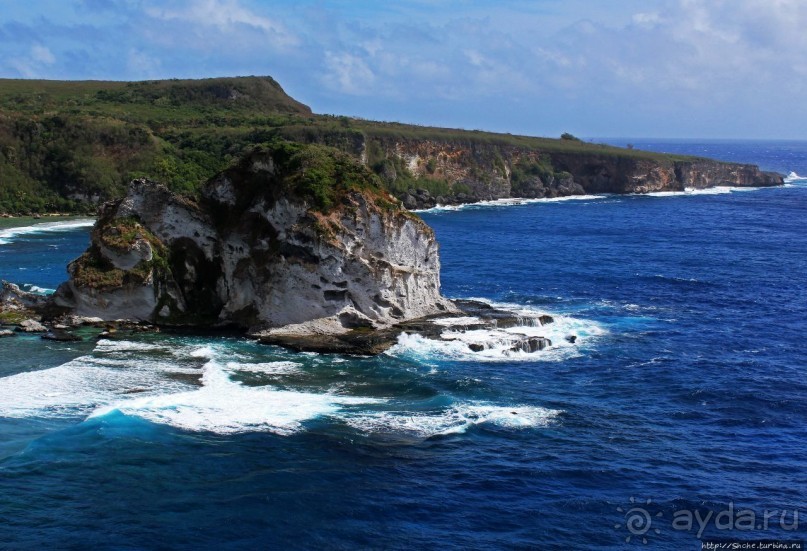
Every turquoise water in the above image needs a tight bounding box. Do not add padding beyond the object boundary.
[0,142,805,549]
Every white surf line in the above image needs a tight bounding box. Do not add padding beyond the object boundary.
[0,218,95,245]
[414,194,606,213]
[341,403,562,437]
[414,182,786,212]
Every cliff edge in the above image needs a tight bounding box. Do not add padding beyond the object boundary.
[347,135,784,209]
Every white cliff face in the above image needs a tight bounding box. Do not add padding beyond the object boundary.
[67,283,160,322]
[203,166,453,329]
[57,150,454,331]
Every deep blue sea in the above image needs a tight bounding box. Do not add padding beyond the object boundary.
[1,140,806,550]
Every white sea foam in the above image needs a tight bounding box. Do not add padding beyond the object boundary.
[641,186,766,198]
[92,348,379,435]
[1,338,562,436]
[342,403,561,437]
[415,194,605,213]
[18,284,56,295]
[0,353,195,419]
[416,182,782,214]
[0,218,95,246]
[387,299,606,362]
[189,345,216,358]
[784,171,805,183]
[94,339,165,353]
[224,361,303,375]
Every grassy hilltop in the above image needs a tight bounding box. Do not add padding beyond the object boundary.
[0,76,700,214]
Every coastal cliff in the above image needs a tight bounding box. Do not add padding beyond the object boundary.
[0,76,784,216]
[338,135,785,209]
[52,143,454,335]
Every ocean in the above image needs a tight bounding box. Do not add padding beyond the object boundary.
[0,140,805,549]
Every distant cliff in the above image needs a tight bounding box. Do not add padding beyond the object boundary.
[317,134,784,209]
[0,76,783,214]
[52,143,454,333]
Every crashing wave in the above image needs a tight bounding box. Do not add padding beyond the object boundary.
[0,219,95,246]
[0,339,563,437]
[784,171,805,183]
[341,404,561,437]
[387,299,606,362]
[414,194,605,213]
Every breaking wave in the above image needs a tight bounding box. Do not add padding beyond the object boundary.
[19,284,56,295]
[387,299,606,362]
[416,183,782,214]
[0,344,196,419]
[0,339,560,437]
[0,218,95,246]
[91,347,380,435]
[784,171,806,184]
[415,194,605,213]
[341,403,560,437]
[641,186,761,197]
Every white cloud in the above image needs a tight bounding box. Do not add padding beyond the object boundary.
[322,51,376,95]
[145,0,298,48]
[127,49,161,78]
[30,45,55,64]
[632,12,661,28]
[5,44,57,77]
[2,0,807,136]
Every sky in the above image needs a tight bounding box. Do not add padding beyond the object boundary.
[1,0,805,139]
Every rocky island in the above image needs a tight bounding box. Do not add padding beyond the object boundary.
[9,142,554,355]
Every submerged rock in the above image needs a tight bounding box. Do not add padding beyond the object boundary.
[41,329,82,342]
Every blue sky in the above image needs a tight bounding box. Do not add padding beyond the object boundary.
[1,0,805,139]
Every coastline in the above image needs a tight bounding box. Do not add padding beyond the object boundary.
[0,213,95,228]
[412,183,790,213]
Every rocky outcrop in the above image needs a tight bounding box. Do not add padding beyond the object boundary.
[16,319,47,332]
[0,281,49,325]
[48,142,572,355]
[548,153,783,194]
[53,143,455,336]
[255,298,559,355]
[1,281,48,312]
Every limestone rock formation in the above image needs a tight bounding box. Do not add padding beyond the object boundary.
[53,143,455,336]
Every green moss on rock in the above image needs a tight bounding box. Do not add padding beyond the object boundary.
[71,215,171,291]
[69,248,127,289]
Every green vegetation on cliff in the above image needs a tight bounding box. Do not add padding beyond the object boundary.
[0,76,711,214]
[223,141,390,212]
